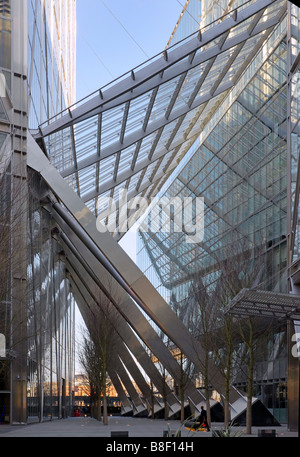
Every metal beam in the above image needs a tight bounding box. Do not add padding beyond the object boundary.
[28,133,250,416]
[35,0,279,140]
[225,288,300,320]
[54,227,203,413]
[108,370,134,415]
[67,264,166,414]
[81,137,180,203]
[63,246,182,415]
[56,15,284,184]
[52,213,183,392]
[110,356,147,416]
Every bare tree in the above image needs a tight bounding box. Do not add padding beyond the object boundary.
[187,237,269,430]
[188,277,220,429]
[177,349,195,423]
[78,278,119,425]
[170,295,197,422]
[78,329,103,421]
[238,316,254,434]
[237,315,278,434]
[211,239,270,430]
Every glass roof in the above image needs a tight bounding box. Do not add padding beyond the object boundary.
[34,0,287,235]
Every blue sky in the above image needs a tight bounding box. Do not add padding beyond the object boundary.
[76,0,183,100]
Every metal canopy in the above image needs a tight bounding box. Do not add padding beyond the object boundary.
[32,0,286,229]
[226,288,300,319]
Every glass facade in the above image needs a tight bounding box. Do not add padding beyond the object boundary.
[26,0,76,423]
[26,170,76,421]
[0,0,76,424]
[28,0,76,129]
[166,0,202,48]
[136,0,300,423]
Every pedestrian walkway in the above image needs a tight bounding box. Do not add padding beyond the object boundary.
[0,416,298,438]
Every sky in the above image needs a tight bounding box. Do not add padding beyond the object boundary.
[75,0,184,261]
[76,0,184,101]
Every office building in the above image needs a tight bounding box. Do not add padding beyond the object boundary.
[137,0,300,429]
[0,0,76,424]
[0,0,299,432]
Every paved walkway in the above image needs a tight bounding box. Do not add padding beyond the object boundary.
[0,415,298,438]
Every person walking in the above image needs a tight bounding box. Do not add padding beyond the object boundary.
[199,405,210,431]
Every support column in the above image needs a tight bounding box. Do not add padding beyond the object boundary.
[287,1,300,434]
[10,0,28,424]
[287,319,299,432]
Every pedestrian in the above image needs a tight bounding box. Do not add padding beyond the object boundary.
[199,406,210,431]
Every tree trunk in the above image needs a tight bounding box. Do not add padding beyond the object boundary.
[180,388,185,423]
[103,393,108,425]
[224,364,231,429]
[224,319,232,429]
[224,398,230,429]
[246,395,252,434]
[150,381,155,419]
[246,319,254,435]
[205,353,211,427]
[96,399,102,421]
[206,396,211,428]
[164,400,169,420]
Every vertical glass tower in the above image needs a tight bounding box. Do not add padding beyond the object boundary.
[136,0,299,426]
[0,0,76,424]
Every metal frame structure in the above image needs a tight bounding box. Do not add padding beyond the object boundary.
[225,285,300,433]
[28,133,240,417]
[23,0,298,422]
[225,288,300,319]
[32,0,286,231]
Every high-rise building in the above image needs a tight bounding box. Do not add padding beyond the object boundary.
[28,0,76,128]
[137,0,300,430]
[0,0,76,424]
[1,0,299,432]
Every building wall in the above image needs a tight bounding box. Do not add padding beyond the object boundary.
[136,0,297,424]
[0,0,76,424]
[26,0,76,423]
[28,0,76,129]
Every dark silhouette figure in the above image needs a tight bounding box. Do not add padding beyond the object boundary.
[199,406,210,431]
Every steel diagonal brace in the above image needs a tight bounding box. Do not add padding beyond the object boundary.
[69,275,155,416]
[27,133,246,413]
[53,213,183,409]
[53,215,200,415]
[72,271,163,414]
[62,245,181,415]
